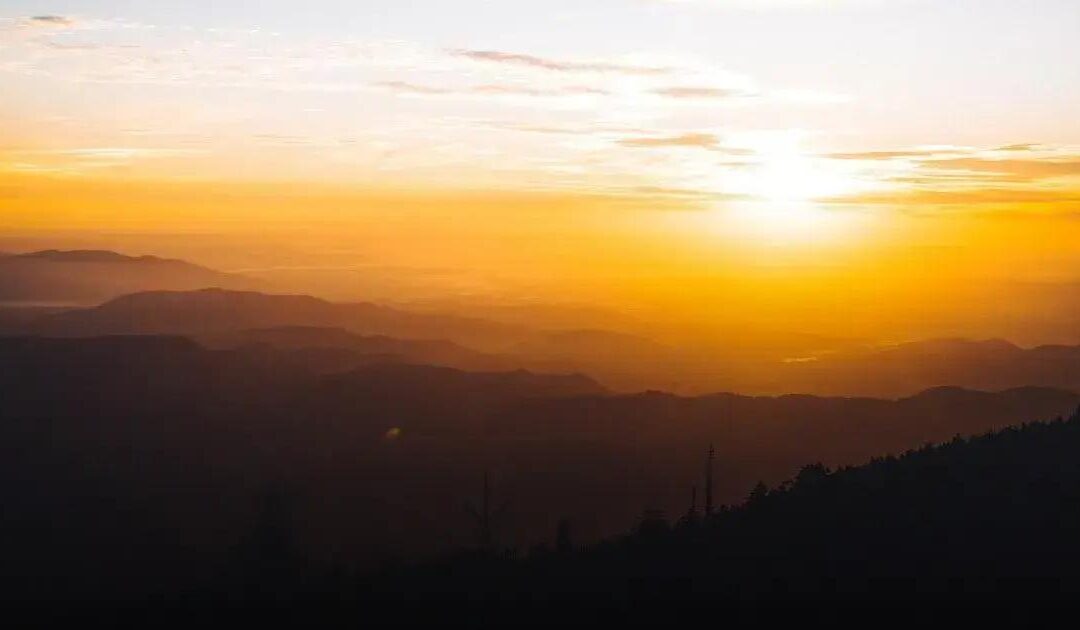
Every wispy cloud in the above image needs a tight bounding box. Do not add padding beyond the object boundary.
[651,86,755,99]
[821,143,1080,210]
[826,144,1080,183]
[996,143,1043,152]
[826,149,955,160]
[0,15,867,197]
[0,146,203,176]
[924,158,1080,180]
[451,49,671,76]
[26,15,77,28]
[373,81,454,96]
[374,80,609,99]
[617,132,723,149]
[829,188,1080,206]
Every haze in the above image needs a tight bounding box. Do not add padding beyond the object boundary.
[2,0,1078,348]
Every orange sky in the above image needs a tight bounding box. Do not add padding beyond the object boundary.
[1,2,1078,343]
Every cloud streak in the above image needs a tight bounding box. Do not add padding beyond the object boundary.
[829,188,1080,206]
[27,15,77,28]
[617,133,723,149]
[651,86,755,99]
[924,158,1080,180]
[374,80,609,98]
[452,49,671,76]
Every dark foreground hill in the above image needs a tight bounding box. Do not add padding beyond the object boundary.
[373,404,1080,604]
[0,335,1077,603]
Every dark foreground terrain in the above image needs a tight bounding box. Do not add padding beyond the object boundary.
[370,405,1080,605]
[1,334,1079,614]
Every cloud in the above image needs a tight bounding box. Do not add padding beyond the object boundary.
[0,17,861,195]
[451,49,671,76]
[825,146,1080,183]
[651,86,754,99]
[828,188,1080,206]
[623,185,750,201]
[481,123,594,135]
[825,149,954,160]
[617,132,722,149]
[472,83,607,97]
[0,147,203,176]
[996,143,1042,152]
[821,144,1080,211]
[46,147,198,159]
[374,80,609,99]
[651,85,847,106]
[923,158,1080,180]
[26,15,77,28]
[889,173,1023,186]
[373,81,453,96]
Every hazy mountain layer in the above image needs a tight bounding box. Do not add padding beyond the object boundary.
[30,288,530,352]
[0,250,256,304]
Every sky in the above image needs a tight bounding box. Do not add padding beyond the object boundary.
[1,1,1078,338]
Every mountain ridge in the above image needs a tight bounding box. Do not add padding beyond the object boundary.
[0,249,255,304]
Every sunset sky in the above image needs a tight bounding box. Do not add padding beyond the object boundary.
[1,1,1078,339]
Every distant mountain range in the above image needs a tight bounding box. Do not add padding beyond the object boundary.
[769,337,1080,397]
[196,326,514,373]
[28,287,530,352]
[0,249,256,304]
[0,249,1075,397]
[4,285,1077,396]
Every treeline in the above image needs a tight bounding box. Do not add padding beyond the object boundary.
[362,403,1080,603]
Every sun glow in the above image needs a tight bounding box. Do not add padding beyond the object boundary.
[721,136,866,242]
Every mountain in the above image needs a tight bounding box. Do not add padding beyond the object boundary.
[505,329,686,391]
[30,288,531,351]
[382,404,1080,604]
[18,250,168,263]
[18,282,1077,397]
[1,334,1077,601]
[299,363,607,437]
[0,304,68,334]
[485,384,1080,509]
[196,326,513,373]
[0,250,256,304]
[511,329,671,363]
[769,337,1080,397]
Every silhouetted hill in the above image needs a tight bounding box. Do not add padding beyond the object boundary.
[18,249,165,263]
[491,384,1079,463]
[197,326,513,372]
[31,288,530,351]
[300,363,606,437]
[0,304,69,333]
[0,250,255,304]
[511,329,670,361]
[768,337,1080,397]
[382,404,1080,603]
[506,329,681,390]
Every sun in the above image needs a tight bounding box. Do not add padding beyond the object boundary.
[720,137,864,242]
